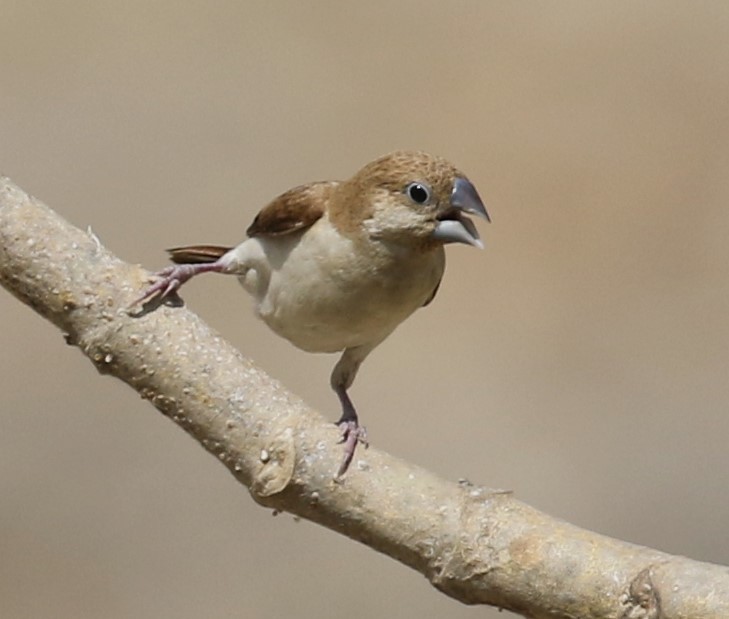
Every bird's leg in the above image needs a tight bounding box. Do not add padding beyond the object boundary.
[131,260,227,308]
[331,346,373,477]
[334,385,369,477]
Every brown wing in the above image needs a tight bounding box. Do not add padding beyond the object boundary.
[246,181,337,238]
[167,245,231,264]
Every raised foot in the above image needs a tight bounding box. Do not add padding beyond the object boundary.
[336,420,368,478]
[129,262,218,309]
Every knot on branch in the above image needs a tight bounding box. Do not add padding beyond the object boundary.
[249,427,296,499]
[620,566,662,619]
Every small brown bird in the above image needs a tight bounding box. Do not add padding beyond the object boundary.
[135,151,489,476]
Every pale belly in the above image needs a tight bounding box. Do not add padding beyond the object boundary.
[237,231,445,353]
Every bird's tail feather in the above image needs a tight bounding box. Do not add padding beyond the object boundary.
[167,245,231,264]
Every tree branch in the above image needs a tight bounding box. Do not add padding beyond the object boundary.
[1,176,727,618]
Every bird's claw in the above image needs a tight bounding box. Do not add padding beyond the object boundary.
[128,265,191,309]
[335,420,368,478]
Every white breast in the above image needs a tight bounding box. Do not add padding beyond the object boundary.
[222,216,445,353]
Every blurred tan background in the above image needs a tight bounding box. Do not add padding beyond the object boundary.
[2,2,729,618]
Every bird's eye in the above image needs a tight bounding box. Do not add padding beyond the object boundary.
[405,182,431,205]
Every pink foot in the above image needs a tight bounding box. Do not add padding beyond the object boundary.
[336,420,368,478]
[129,262,222,309]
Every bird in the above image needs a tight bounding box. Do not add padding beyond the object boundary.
[134,151,490,476]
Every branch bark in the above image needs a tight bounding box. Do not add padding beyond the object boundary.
[1,176,728,619]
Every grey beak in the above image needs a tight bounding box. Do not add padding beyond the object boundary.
[451,177,490,223]
[432,177,490,249]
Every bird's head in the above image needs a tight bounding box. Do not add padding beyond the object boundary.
[336,151,490,249]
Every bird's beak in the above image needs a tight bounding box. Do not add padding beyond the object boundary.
[432,177,490,249]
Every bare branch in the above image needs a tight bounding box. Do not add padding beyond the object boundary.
[2,176,728,618]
